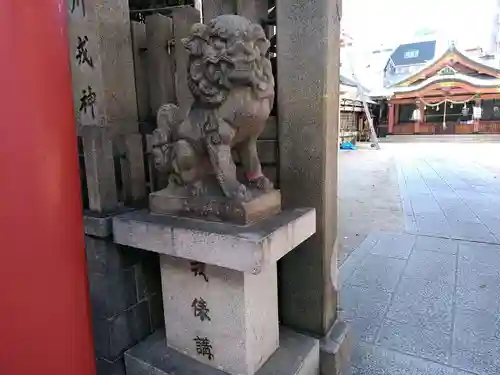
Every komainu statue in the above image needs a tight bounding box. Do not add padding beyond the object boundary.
[150,15,280,224]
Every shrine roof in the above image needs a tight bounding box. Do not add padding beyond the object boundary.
[391,43,500,87]
[340,74,358,87]
[340,84,376,104]
[391,73,500,94]
[369,87,396,99]
[340,73,372,94]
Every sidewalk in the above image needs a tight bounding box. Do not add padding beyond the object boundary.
[340,143,500,375]
[342,232,499,375]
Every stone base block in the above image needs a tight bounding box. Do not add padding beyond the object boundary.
[84,207,134,238]
[160,255,278,375]
[319,320,351,375]
[113,208,315,274]
[124,327,319,375]
[149,184,282,225]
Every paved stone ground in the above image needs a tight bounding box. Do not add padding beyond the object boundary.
[338,144,405,265]
[340,143,500,375]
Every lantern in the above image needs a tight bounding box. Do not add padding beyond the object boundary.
[411,108,421,121]
[473,105,482,120]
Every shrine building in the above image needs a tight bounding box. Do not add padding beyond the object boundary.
[380,43,500,135]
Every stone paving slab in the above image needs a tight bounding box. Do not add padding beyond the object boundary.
[346,342,473,375]
[376,319,451,363]
[385,277,454,334]
[341,231,500,375]
[403,250,456,283]
[338,146,406,265]
[340,144,500,374]
[413,236,458,254]
[340,284,392,322]
[348,255,406,292]
[396,157,500,244]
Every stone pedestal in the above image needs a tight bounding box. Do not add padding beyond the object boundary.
[160,256,278,375]
[125,328,319,375]
[150,185,282,225]
[113,208,316,375]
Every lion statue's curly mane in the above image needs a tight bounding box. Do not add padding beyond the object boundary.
[182,15,275,106]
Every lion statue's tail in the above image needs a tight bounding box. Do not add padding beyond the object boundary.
[151,104,183,173]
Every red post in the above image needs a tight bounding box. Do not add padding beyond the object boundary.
[0,2,96,375]
[388,103,395,134]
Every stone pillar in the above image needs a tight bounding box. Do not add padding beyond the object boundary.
[277,0,350,373]
[277,0,340,335]
[237,0,269,23]
[202,0,236,22]
[0,1,96,374]
[145,14,177,116]
[388,103,395,134]
[131,21,150,122]
[69,0,147,209]
[171,7,201,115]
[68,0,139,128]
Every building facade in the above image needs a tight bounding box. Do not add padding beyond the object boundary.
[384,40,437,87]
[386,43,500,135]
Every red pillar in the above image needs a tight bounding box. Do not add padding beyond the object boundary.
[388,103,395,133]
[0,2,96,375]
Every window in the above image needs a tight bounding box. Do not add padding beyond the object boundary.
[481,99,500,120]
[396,66,417,74]
[398,104,416,123]
[424,102,474,124]
[404,50,419,59]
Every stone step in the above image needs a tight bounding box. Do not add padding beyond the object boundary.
[124,327,319,375]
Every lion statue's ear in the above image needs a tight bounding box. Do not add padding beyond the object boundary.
[249,24,269,55]
[190,23,208,38]
[157,103,182,132]
[182,23,207,56]
[249,24,265,37]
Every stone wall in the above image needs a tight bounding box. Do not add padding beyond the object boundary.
[72,4,204,374]
[85,226,164,375]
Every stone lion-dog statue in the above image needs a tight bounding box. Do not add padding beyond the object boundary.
[150,15,280,224]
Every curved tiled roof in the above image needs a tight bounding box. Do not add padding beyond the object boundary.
[392,73,500,94]
[391,44,500,87]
